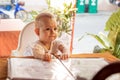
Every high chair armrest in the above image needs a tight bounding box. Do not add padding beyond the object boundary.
[11,50,22,56]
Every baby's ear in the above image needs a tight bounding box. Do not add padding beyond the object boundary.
[34,28,39,36]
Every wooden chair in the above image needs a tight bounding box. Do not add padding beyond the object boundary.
[11,21,38,56]
[92,61,120,80]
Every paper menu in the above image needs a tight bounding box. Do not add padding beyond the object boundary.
[8,58,109,80]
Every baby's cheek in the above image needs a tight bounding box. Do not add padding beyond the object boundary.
[56,32,58,36]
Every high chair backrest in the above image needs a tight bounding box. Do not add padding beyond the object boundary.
[12,21,38,56]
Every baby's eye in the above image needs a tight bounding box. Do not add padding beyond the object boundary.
[46,28,50,31]
[54,28,57,31]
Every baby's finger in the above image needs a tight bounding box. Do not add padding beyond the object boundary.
[44,54,51,61]
[61,54,68,60]
[65,54,68,59]
[60,56,65,60]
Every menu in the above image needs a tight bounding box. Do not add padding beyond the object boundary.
[8,58,109,80]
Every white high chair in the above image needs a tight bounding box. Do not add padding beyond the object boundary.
[11,21,38,56]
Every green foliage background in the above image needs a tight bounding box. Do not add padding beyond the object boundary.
[87,9,120,58]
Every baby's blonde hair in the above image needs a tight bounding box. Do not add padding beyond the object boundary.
[35,12,56,28]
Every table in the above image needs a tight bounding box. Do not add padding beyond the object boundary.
[0,53,119,80]
[70,52,119,63]
[0,19,25,57]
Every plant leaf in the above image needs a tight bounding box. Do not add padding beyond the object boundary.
[87,33,109,49]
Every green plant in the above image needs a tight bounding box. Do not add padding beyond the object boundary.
[105,9,120,58]
[29,10,40,21]
[82,9,120,58]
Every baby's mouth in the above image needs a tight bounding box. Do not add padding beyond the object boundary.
[50,36,55,37]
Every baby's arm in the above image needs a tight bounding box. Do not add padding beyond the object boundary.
[32,44,51,61]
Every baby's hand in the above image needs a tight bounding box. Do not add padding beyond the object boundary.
[50,40,69,60]
[58,44,69,60]
[43,53,52,62]
[60,53,69,60]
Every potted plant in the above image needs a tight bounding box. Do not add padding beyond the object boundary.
[84,9,120,58]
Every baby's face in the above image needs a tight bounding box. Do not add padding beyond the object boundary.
[39,19,58,43]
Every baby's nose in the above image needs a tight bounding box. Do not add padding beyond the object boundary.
[51,29,56,33]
